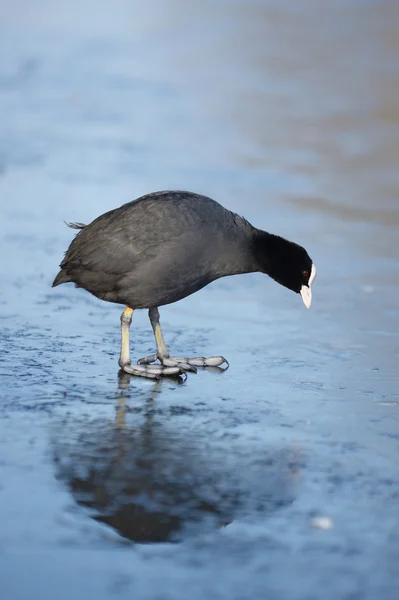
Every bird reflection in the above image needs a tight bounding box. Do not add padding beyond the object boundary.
[52,373,301,543]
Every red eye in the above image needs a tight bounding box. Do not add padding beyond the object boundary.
[303,271,309,278]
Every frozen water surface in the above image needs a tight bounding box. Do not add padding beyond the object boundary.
[0,1,399,598]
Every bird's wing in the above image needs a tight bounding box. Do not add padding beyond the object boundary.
[60,200,187,276]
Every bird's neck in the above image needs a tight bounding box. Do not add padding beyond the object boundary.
[251,229,286,276]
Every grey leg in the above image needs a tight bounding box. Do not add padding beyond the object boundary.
[137,307,229,372]
[117,307,185,379]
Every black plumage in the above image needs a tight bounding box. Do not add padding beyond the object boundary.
[53,190,316,379]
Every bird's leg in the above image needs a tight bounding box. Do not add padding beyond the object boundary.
[118,307,185,379]
[118,307,134,367]
[137,307,229,372]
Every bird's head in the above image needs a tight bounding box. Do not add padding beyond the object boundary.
[253,232,316,308]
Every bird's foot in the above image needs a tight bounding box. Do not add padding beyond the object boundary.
[137,354,229,373]
[119,361,186,380]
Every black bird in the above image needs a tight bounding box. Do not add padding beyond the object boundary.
[53,191,316,379]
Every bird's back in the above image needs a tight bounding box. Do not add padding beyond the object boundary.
[53,191,255,308]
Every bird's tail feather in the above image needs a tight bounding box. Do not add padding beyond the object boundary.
[64,221,86,230]
[52,270,71,287]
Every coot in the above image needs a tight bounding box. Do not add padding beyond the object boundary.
[53,190,316,379]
